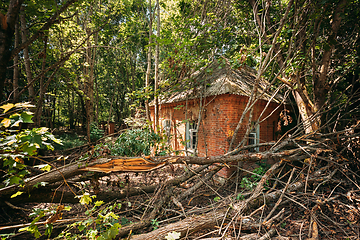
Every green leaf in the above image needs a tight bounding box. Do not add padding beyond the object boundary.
[78,193,92,205]
[19,225,41,238]
[32,135,42,145]
[94,200,104,207]
[22,144,38,156]
[11,191,24,198]
[87,229,98,239]
[20,112,34,123]
[64,206,72,211]
[108,223,121,238]
[9,176,22,185]
[18,226,30,232]
[36,127,49,134]
[78,224,86,232]
[45,224,53,237]
[105,212,119,220]
[15,102,35,108]
[236,193,244,200]
[47,134,62,145]
[213,196,221,202]
[0,233,15,239]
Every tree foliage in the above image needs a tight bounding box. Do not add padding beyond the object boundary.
[0,102,60,190]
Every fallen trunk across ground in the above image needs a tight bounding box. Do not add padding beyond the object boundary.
[0,148,301,199]
[0,128,359,239]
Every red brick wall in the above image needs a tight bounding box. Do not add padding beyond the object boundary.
[150,94,283,157]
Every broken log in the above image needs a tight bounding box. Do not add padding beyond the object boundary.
[0,156,172,197]
[81,156,172,173]
[1,164,210,205]
[0,149,304,198]
[130,208,227,240]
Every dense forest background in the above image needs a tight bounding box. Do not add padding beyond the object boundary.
[1,0,358,137]
[0,0,360,239]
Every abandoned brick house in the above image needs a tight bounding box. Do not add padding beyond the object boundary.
[150,60,285,160]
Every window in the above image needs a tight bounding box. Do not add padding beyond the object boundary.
[162,119,172,136]
[248,132,256,146]
[186,122,197,150]
[162,119,171,131]
[248,123,260,152]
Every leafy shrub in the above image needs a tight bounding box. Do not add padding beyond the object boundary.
[90,122,104,142]
[55,198,122,240]
[109,128,162,156]
[240,166,268,190]
[109,127,168,157]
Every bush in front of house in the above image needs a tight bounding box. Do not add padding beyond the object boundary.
[109,128,162,157]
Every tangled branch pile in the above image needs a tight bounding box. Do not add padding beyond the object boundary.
[0,116,359,239]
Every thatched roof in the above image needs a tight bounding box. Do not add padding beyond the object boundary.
[157,60,284,105]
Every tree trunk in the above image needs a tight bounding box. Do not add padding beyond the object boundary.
[0,159,209,203]
[70,90,75,129]
[293,91,316,134]
[12,21,19,101]
[0,150,299,198]
[84,27,94,142]
[34,35,48,127]
[20,6,35,99]
[0,0,24,100]
[132,210,226,240]
[313,0,346,124]
[154,0,160,131]
[145,0,152,123]
[92,31,98,122]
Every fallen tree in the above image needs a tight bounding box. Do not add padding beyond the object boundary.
[0,121,359,239]
[0,145,302,199]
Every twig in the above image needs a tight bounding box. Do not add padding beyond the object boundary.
[116,186,171,239]
[299,221,304,240]
[258,227,277,240]
[283,194,308,210]
[263,167,295,223]
[313,169,337,194]
[0,218,86,231]
[221,160,283,238]
[177,165,221,201]
[4,201,31,212]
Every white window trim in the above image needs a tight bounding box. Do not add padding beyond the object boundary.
[249,124,260,152]
[189,128,198,150]
[185,121,198,153]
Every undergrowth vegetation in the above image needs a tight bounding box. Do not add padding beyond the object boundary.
[109,127,171,157]
[0,103,61,190]
[54,124,171,157]
[53,133,87,150]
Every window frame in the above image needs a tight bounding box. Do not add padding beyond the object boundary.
[162,119,172,133]
[248,123,260,152]
[185,121,198,151]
